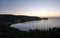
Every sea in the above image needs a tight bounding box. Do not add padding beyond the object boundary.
[11,18,60,31]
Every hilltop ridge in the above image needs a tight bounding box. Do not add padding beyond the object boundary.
[0,14,42,27]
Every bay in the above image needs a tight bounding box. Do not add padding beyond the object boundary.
[11,18,60,31]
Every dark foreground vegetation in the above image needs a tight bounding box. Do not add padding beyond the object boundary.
[0,23,60,38]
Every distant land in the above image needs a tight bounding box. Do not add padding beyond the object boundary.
[0,14,48,27]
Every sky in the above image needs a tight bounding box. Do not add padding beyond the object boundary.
[0,0,60,17]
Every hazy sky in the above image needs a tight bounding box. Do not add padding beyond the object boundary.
[0,0,60,17]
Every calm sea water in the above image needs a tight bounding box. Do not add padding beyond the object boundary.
[11,18,60,31]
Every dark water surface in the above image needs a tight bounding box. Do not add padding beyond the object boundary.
[11,18,60,31]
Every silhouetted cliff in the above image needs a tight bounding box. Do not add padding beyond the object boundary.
[0,14,42,27]
[0,14,48,28]
[0,14,41,22]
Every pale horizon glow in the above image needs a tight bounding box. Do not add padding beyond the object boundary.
[0,0,60,17]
